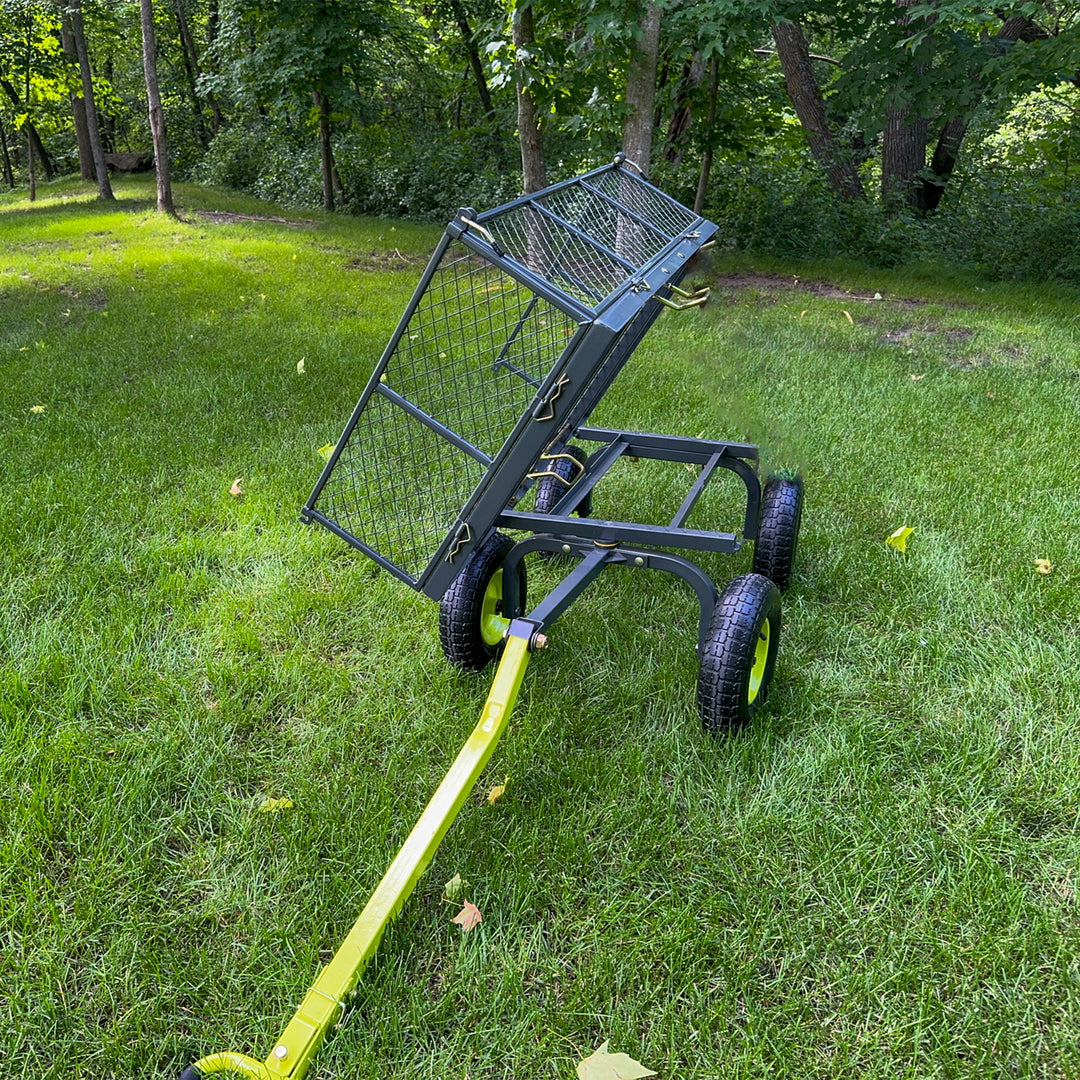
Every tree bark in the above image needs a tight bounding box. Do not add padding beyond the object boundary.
[663,51,705,165]
[513,3,546,194]
[69,0,114,200]
[174,0,222,137]
[0,119,13,187]
[694,54,719,215]
[622,1,661,176]
[450,0,495,122]
[60,13,94,180]
[140,0,175,215]
[923,11,1049,211]
[313,89,335,211]
[881,0,929,213]
[0,79,54,179]
[772,20,863,200]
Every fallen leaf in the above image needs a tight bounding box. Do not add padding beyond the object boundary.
[486,775,508,804]
[909,373,925,381]
[886,526,914,553]
[576,1042,657,1080]
[443,873,465,902]
[259,797,294,814]
[451,901,482,931]
[229,478,243,498]
[800,309,807,317]
[874,292,883,300]
[987,390,995,399]
[28,404,46,413]
[296,358,306,373]
[317,443,336,461]
[1035,558,1053,575]
[842,309,854,325]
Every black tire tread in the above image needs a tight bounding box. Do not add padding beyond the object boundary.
[534,444,591,517]
[698,573,782,734]
[752,476,803,592]
[439,532,523,671]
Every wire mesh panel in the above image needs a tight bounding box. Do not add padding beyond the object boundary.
[307,238,580,583]
[305,160,717,594]
[481,169,700,310]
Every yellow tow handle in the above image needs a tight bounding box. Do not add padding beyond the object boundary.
[186,633,533,1080]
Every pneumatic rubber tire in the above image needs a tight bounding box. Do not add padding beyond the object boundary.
[534,444,592,517]
[752,475,803,592]
[439,532,527,671]
[698,573,782,734]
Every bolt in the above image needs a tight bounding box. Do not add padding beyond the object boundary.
[562,544,571,554]
[533,633,548,650]
[634,556,645,566]
[274,1046,289,1060]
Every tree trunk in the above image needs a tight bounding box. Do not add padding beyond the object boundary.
[512,3,548,272]
[622,1,661,176]
[0,79,54,179]
[693,54,719,215]
[881,0,929,213]
[0,119,13,187]
[450,0,495,122]
[313,89,335,211]
[923,12,1048,212]
[140,0,175,215]
[513,3,545,194]
[174,0,222,137]
[171,0,207,146]
[69,0,114,201]
[663,51,704,165]
[60,13,94,180]
[772,20,863,200]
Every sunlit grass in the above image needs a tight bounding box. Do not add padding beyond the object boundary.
[2,177,1079,1079]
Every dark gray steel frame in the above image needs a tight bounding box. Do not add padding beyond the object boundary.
[303,160,763,650]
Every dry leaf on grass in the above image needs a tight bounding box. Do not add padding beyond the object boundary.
[229,478,243,498]
[258,797,294,814]
[576,1042,657,1080]
[486,776,508,804]
[443,873,465,902]
[451,901,482,931]
[317,443,336,460]
[1035,558,1053,575]
[29,404,47,414]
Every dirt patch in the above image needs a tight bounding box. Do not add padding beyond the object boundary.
[708,271,928,307]
[195,210,317,228]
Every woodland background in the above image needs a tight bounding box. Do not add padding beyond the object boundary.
[3,0,1080,280]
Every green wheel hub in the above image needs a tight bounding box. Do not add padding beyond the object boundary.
[479,569,509,647]
[747,617,771,705]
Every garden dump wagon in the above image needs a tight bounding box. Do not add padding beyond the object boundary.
[180,154,803,1079]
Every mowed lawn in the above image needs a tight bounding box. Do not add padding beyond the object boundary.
[2,177,1079,1080]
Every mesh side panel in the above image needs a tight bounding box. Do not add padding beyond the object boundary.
[588,170,698,240]
[539,181,672,267]
[485,204,629,307]
[484,172,697,308]
[315,391,487,582]
[388,241,578,458]
[311,240,578,581]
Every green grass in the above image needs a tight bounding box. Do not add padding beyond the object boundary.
[2,174,1080,1080]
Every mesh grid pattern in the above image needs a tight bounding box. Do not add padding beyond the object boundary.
[588,170,698,240]
[387,242,577,458]
[311,241,578,581]
[315,391,487,581]
[483,170,698,309]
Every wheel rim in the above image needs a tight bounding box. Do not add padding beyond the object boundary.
[480,569,509,646]
[747,618,771,704]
